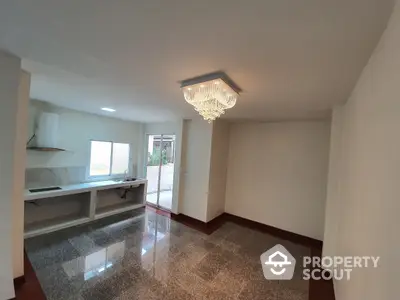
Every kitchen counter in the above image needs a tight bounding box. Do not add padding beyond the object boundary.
[24,179,147,201]
[24,178,148,238]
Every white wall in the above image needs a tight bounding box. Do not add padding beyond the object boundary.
[180,118,213,222]
[207,120,230,221]
[323,2,400,299]
[225,121,331,240]
[0,51,25,299]
[143,121,184,214]
[27,100,143,176]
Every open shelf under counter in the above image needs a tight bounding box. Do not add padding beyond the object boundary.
[95,203,145,220]
[24,192,91,238]
[94,184,146,220]
[25,215,91,239]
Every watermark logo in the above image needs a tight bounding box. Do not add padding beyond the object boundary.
[260,244,296,280]
[261,244,380,281]
[303,256,380,281]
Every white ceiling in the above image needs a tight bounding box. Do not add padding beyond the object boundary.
[0,0,394,122]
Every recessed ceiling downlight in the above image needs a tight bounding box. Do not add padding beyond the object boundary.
[101,107,116,112]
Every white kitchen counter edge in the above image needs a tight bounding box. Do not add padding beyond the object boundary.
[24,179,148,201]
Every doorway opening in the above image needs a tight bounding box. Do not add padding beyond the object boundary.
[145,134,175,211]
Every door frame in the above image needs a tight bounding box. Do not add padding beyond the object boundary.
[144,134,175,211]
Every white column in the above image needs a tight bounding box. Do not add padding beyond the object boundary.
[12,70,30,279]
[0,51,29,299]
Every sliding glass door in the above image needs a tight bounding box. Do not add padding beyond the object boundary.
[145,134,175,210]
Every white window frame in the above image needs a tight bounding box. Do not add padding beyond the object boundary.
[87,140,131,180]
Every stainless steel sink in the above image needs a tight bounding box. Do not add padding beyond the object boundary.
[114,178,137,183]
[124,177,137,182]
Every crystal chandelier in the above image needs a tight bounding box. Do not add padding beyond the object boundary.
[180,72,241,122]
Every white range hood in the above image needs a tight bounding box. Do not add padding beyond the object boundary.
[35,112,59,148]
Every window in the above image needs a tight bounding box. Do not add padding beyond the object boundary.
[89,141,130,177]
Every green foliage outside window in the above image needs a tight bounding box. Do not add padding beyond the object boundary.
[147,148,168,166]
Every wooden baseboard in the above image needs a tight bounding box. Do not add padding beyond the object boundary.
[309,248,336,300]
[8,275,26,300]
[13,252,46,300]
[170,212,225,234]
[222,213,323,250]
[13,276,25,289]
[170,212,322,248]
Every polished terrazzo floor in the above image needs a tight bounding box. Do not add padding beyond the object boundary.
[25,208,310,300]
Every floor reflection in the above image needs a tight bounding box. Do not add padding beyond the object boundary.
[26,208,310,300]
[60,210,172,283]
[82,240,125,280]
